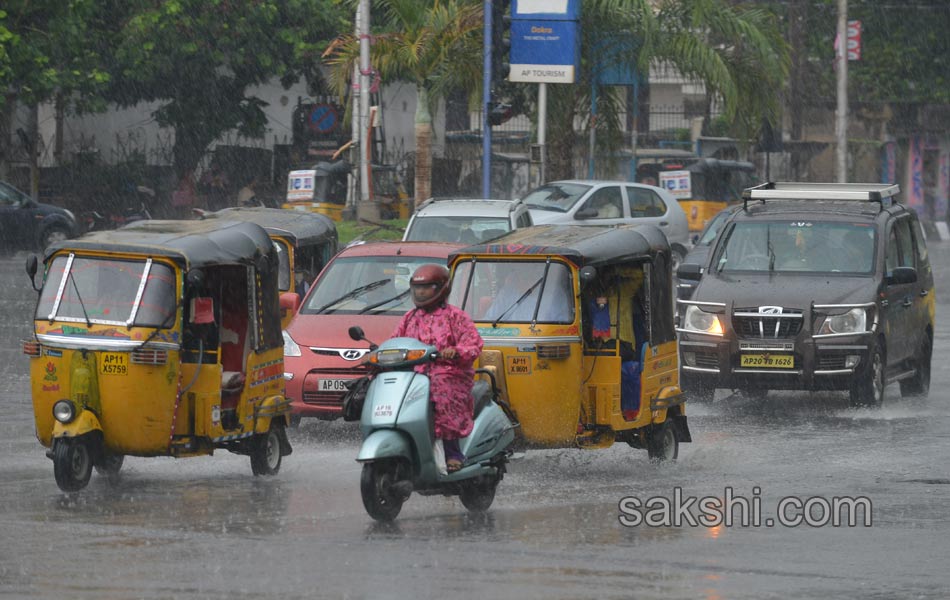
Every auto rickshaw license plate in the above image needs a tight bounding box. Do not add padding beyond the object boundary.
[740,354,794,368]
[100,352,129,375]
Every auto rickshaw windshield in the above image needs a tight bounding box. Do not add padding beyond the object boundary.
[36,256,177,327]
[449,260,575,324]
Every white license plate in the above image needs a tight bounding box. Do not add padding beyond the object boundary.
[318,378,350,392]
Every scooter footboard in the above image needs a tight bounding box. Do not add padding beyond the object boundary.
[461,403,516,462]
[357,430,412,462]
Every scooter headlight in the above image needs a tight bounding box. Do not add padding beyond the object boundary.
[818,308,866,335]
[282,330,302,357]
[53,400,76,424]
[374,349,408,366]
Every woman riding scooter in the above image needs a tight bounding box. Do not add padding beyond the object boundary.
[392,264,483,472]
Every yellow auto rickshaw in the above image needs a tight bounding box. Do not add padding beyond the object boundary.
[283,160,410,221]
[24,219,293,492]
[636,153,758,233]
[447,224,690,457]
[196,207,339,327]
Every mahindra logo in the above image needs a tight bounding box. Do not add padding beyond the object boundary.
[340,349,367,361]
[759,306,783,315]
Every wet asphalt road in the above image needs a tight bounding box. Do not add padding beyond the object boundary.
[1,243,949,600]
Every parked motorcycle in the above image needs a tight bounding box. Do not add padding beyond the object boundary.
[348,326,518,521]
[81,201,152,232]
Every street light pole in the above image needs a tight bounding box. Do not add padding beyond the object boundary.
[835,0,848,183]
[482,0,493,199]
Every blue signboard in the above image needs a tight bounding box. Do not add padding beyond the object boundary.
[509,19,580,83]
[513,0,580,21]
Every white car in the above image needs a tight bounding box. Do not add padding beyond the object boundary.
[521,180,691,263]
[402,197,533,244]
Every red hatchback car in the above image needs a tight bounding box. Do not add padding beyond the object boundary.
[283,240,463,423]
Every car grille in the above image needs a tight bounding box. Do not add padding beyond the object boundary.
[302,368,365,407]
[693,352,719,369]
[733,308,803,339]
[817,355,848,370]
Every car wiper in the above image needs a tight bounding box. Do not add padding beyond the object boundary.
[314,279,390,314]
[526,203,566,213]
[358,289,410,314]
[767,228,775,272]
[493,276,544,328]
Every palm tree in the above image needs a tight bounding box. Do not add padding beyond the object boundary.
[324,0,483,207]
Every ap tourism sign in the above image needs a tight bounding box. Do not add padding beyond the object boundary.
[509,19,579,84]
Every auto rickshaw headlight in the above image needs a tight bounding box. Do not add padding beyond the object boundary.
[53,400,76,424]
[283,331,301,357]
[683,305,724,335]
[818,308,866,335]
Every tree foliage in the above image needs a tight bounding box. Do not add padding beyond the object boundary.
[792,0,950,105]
[109,0,346,178]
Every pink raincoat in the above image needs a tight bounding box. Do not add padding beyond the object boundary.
[392,304,483,439]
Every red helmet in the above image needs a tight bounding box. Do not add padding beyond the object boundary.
[410,264,451,310]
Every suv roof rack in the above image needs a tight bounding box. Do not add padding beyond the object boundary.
[742,182,900,209]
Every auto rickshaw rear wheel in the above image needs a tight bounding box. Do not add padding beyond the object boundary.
[360,460,407,522]
[458,474,498,513]
[646,420,678,463]
[250,423,283,476]
[53,438,93,492]
[95,453,124,478]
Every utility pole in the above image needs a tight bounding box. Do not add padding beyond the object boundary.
[358,0,378,219]
[835,0,848,183]
[482,0,492,199]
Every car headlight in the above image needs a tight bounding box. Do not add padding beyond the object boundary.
[818,308,866,335]
[682,305,724,335]
[283,330,302,357]
[53,400,76,424]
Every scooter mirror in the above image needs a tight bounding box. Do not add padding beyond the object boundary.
[348,326,365,341]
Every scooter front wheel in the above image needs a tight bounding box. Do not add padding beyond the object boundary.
[360,461,407,522]
[53,438,93,492]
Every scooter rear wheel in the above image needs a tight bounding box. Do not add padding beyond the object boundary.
[360,461,406,522]
[458,475,498,513]
[53,438,93,492]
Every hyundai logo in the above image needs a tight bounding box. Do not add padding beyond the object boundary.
[759,306,783,315]
[340,349,368,361]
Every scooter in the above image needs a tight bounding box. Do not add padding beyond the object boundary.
[348,326,518,521]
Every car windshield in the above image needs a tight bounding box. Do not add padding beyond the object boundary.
[715,221,876,274]
[36,255,177,327]
[300,255,438,315]
[697,209,734,245]
[449,260,575,324]
[521,183,592,212]
[404,215,511,244]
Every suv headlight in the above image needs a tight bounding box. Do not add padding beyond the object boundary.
[818,308,866,335]
[283,330,302,357]
[682,305,724,335]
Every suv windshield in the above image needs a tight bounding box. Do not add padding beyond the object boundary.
[37,256,176,327]
[450,260,575,324]
[405,216,510,244]
[301,255,437,315]
[716,221,876,274]
[521,183,591,212]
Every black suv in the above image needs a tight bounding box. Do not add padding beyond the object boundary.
[676,182,934,407]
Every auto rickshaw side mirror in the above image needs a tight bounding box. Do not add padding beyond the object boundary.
[279,292,301,314]
[348,326,365,342]
[676,263,702,281]
[25,254,40,292]
[579,266,598,287]
[186,268,205,293]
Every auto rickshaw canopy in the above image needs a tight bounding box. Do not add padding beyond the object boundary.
[46,219,276,271]
[204,207,338,250]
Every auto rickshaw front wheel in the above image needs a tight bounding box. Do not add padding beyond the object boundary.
[646,420,679,463]
[250,423,283,476]
[53,438,93,492]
